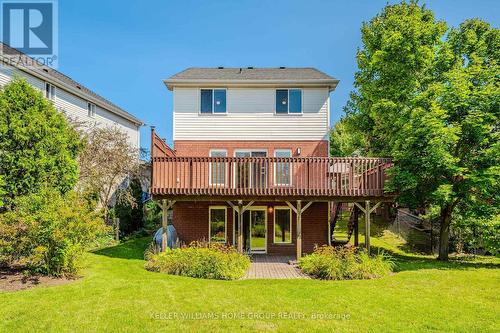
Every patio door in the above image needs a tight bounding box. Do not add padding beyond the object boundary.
[233,208,267,253]
[234,150,267,189]
[249,209,267,253]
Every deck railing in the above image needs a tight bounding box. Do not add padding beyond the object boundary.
[151,155,392,198]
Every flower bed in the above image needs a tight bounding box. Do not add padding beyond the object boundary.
[299,246,394,280]
[145,241,250,280]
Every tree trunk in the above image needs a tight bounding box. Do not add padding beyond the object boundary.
[438,204,453,261]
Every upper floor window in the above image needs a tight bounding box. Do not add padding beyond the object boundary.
[45,82,55,101]
[201,89,226,114]
[209,149,227,185]
[87,102,96,118]
[276,89,302,114]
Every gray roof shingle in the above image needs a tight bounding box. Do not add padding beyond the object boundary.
[164,67,339,90]
[0,43,143,125]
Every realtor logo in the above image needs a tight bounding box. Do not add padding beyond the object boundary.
[1,0,58,67]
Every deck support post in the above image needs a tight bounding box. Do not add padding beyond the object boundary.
[237,200,244,254]
[296,200,302,260]
[327,202,332,246]
[159,199,176,252]
[354,201,381,256]
[365,201,371,255]
[286,200,314,260]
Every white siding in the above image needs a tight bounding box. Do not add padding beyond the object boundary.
[173,87,330,141]
[0,63,140,149]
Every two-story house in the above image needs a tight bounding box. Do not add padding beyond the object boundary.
[0,43,143,149]
[151,67,392,259]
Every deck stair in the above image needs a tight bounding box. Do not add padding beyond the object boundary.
[330,203,359,246]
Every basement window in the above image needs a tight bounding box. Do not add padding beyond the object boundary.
[209,206,227,243]
[201,89,226,114]
[274,207,292,244]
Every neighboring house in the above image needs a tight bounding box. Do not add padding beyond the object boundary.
[0,43,143,149]
[151,67,392,259]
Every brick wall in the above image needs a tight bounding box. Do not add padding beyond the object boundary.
[173,201,328,255]
[173,140,329,157]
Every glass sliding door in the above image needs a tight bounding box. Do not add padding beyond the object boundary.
[234,150,267,189]
[233,208,267,253]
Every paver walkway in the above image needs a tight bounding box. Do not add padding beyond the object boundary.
[243,255,310,279]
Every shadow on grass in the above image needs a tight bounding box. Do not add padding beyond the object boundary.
[92,237,150,260]
[371,245,500,272]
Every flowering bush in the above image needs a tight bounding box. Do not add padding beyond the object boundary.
[145,241,250,280]
[299,246,394,280]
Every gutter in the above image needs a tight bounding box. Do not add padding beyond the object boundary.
[163,79,340,92]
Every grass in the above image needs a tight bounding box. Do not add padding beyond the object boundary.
[1,233,499,332]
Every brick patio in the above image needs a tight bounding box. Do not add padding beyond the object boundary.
[242,255,310,279]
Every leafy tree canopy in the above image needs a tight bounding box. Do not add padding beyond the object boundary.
[0,78,81,208]
[333,1,499,259]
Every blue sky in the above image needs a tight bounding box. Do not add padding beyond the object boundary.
[56,0,499,149]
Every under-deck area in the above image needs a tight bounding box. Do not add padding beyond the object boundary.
[150,131,395,259]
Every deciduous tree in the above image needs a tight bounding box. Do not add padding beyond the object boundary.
[337,1,499,260]
[77,125,142,219]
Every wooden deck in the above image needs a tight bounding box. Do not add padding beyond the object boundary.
[242,255,310,279]
[151,134,393,201]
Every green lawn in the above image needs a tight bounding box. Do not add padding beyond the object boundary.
[1,234,499,333]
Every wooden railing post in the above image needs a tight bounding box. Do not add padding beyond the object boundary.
[150,126,156,194]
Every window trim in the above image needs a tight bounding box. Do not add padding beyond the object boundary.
[199,88,227,115]
[87,102,96,118]
[209,149,228,186]
[274,206,293,244]
[45,82,55,101]
[274,88,303,115]
[209,206,227,243]
[274,149,293,186]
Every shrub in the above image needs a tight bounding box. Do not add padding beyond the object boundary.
[145,241,250,280]
[0,78,81,208]
[113,177,144,237]
[451,214,500,256]
[0,188,110,276]
[299,246,394,280]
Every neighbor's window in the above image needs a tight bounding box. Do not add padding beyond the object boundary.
[201,89,226,113]
[87,102,96,118]
[276,89,302,114]
[274,208,292,243]
[210,149,227,185]
[45,82,55,101]
[274,149,292,186]
[209,207,227,243]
